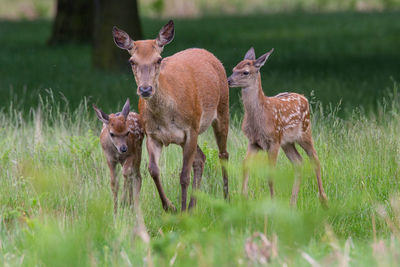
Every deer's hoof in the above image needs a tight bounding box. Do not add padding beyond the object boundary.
[163,201,177,213]
[319,193,329,209]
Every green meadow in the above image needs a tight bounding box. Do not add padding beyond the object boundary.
[1,12,400,266]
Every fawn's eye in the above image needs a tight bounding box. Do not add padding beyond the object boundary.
[243,71,249,75]
[157,58,162,64]
[110,132,115,137]
[125,132,129,136]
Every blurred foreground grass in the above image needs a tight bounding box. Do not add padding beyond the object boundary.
[1,81,400,265]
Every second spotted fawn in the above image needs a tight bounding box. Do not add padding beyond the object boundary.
[93,99,144,214]
[228,47,327,206]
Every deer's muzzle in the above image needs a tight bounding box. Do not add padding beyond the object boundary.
[139,85,153,98]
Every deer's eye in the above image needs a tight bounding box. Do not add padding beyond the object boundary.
[110,132,115,137]
[157,58,162,64]
[243,71,249,75]
[125,132,129,136]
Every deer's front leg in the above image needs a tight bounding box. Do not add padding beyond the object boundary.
[267,143,280,198]
[132,149,143,209]
[107,159,119,215]
[122,157,134,208]
[242,143,261,197]
[147,137,176,212]
[180,131,198,212]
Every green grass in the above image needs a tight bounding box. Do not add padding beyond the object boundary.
[1,13,400,266]
[1,12,399,115]
[1,84,400,266]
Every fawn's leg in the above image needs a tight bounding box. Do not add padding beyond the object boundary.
[282,143,303,206]
[122,157,134,208]
[298,138,328,206]
[188,145,206,209]
[267,143,280,198]
[107,160,119,215]
[242,143,260,197]
[180,131,198,212]
[147,137,176,212]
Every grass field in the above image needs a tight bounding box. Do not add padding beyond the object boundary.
[1,13,400,266]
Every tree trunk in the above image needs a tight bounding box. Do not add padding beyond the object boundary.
[48,0,93,45]
[93,0,143,71]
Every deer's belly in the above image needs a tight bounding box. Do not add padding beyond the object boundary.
[148,124,186,146]
[280,124,302,145]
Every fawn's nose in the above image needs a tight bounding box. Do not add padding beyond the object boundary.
[139,86,153,98]
[120,145,128,153]
[227,77,232,86]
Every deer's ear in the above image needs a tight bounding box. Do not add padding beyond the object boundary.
[254,48,274,69]
[112,26,134,50]
[156,20,174,47]
[121,98,130,119]
[244,47,255,60]
[93,104,109,124]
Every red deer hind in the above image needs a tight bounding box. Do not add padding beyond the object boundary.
[112,20,230,212]
[227,47,328,206]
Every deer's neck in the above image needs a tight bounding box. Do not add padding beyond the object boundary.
[241,73,267,117]
[144,78,174,117]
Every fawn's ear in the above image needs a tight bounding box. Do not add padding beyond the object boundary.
[112,26,134,50]
[156,20,174,47]
[121,98,130,119]
[244,47,256,60]
[254,48,274,69]
[93,104,109,124]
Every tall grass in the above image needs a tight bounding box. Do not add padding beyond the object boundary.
[1,81,400,266]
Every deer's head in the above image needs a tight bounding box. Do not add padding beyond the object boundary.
[227,47,274,88]
[93,99,131,154]
[112,20,175,99]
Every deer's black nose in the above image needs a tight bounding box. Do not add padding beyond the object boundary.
[120,145,128,153]
[139,86,152,97]
[227,77,232,86]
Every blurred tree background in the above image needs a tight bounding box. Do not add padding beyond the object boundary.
[0,0,399,114]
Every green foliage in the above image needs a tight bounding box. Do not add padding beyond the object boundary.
[67,130,99,161]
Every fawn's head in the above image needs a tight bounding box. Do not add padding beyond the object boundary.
[93,99,131,154]
[112,20,175,99]
[228,47,274,88]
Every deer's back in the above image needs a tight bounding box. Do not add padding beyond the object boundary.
[243,92,311,148]
[161,48,228,108]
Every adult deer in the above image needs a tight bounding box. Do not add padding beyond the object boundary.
[93,99,144,214]
[227,47,327,206]
[112,20,229,212]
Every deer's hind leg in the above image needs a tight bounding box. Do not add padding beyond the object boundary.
[298,137,328,206]
[188,145,206,209]
[282,143,303,206]
[212,111,229,200]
